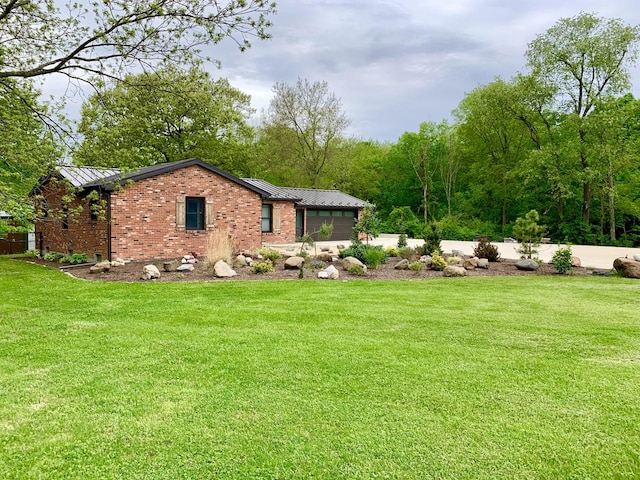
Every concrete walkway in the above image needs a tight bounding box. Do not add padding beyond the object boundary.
[270,234,640,270]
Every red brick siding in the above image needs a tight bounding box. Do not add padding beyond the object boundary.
[34,180,109,260]
[109,165,267,260]
[262,201,297,244]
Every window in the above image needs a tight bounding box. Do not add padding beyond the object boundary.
[261,204,272,232]
[185,197,205,230]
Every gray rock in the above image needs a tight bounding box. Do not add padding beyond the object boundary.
[476,258,489,269]
[177,263,194,272]
[142,264,161,280]
[444,266,467,277]
[452,249,466,258]
[419,255,432,265]
[318,271,329,279]
[634,254,640,262]
[325,265,339,279]
[342,256,365,270]
[213,260,237,278]
[504,237,518,243]
[515,259,539,271]
[394,259,410,270]
[613,257,640,279]
[285,256,306,270]
[163,259,180,272]
[90,261,111,274]
[233,254,247,269]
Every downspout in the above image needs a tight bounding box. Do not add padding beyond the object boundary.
[107,192,112,262]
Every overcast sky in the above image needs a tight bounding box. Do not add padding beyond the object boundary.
[212,0,640,142]
[47,0,640,143]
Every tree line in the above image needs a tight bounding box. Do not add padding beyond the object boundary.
[1,6,639,246]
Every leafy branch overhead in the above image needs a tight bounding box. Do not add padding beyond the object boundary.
[0,1,277,83]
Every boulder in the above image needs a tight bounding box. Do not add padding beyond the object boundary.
[284,256,306,270]
[318,265,339,280]
[394,259,410,270]
[464,257,478,270]
[90,261,111,274]
[634,254,640,262]
[447,256,463,266]
[452,249,466,258]
[176,263,194,272]
[163,259,180,272]
[515,259,539,271]
[613,257,640,279]
[142,264,161,280]
[213,260,237,278]
[313,253,334,263]
[571,256,582,267]
[444,266,467,277]
[476,258,489,269]
[419,255,432,266]
[233,254,247,269]
[342,256,365,270]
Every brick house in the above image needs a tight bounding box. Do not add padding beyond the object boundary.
[33,158,366,261]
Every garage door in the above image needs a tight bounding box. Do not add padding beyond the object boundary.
[305,209,357,241]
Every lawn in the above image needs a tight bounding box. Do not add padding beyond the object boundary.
[1,257,640,479]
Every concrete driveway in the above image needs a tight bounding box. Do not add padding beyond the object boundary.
[273,234,640,270]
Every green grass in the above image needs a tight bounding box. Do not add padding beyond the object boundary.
[1,257,640,479]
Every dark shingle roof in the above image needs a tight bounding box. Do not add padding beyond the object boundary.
[241,179,302,201]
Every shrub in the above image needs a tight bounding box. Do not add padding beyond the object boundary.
[552,246,573,274]
[338,243,368,262]
[408,261,424,273]
[258,247,282,263]
[250,260,275,274]
[430,251,447,271]
[310,260,326,270]
[397,233,408,249]
[363,247,386,269]
[23,249,40,258]
[347,264,367,276]
[473,236,501,262]
[43,252,65,262]
[447,256,461,265]
[398,246,415,260]
[513,210,546,259]
[69,253,89,264]
[421,222,442,256]
[385,246,400,257]
[205,229,235,272]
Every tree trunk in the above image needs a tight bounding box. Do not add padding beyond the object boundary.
[608,162,616,241]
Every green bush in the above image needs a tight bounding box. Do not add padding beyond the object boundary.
[398,246,416,260]
[43,252,65,262]
[430,252,447,271]
[473,236,501,262]
[363,247,386,269]
[397,233,408,249]
[23,249,40,258]
[405,219,426,239]
[346,264,367,276]
[250,260,275,274]
[258,247,282,263]
[69,253,89,264]
[437,215,498,241]
[408,261,424,274]
[417,222,442,256]
[552,246,573,274]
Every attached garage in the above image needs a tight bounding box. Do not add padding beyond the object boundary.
[305,209,358,241]
[242,179,367,242]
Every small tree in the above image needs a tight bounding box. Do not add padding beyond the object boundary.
[421,221,442,255]
[552,245,574,274]
[354,205,381,245]
[513,210,546,259]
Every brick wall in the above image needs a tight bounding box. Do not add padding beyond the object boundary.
[262,201,297,244]
[109,165,268,260]
[34,180,109,260]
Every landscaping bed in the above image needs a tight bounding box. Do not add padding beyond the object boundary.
[19,255,590,282]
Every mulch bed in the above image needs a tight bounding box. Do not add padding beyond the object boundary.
[16,256,591,282]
